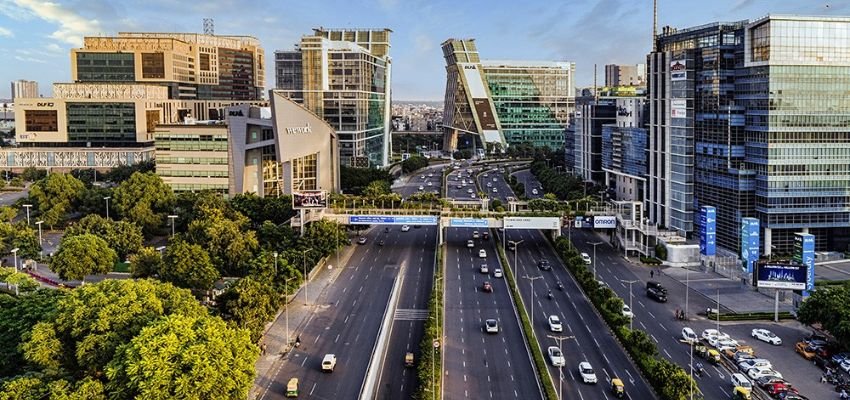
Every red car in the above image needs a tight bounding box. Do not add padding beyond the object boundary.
[764,382,798,397]
[482,281,492,293]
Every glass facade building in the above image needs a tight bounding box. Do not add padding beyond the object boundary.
[649,15,850,254]
[154,123,229,193]
[481,61,574,150]
[66,102,137,145]
[275,28,392,168]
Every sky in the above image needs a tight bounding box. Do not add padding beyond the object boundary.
[0,0,846,101]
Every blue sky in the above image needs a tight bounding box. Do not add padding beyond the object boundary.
[0,0,845,100]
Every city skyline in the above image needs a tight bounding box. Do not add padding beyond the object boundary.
[0,0,843,100]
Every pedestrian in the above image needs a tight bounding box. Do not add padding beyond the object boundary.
[821,374,827,384]
[650,269,654,278]
[261,342,267,356]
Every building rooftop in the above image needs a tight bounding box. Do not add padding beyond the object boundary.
[481,60,573,68]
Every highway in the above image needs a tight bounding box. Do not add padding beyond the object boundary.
[446,167,479,200]
[395,164,446,198]
[443,227,542,400]
[510,169,544,199]
[266,226,436,400]
[477,168,512,203]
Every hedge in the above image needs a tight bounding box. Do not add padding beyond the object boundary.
[704,311,795,321]
[496,239,557,400]
[414,243,443,400]
[550,236,701,400]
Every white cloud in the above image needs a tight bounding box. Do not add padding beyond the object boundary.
[13,0,103,46]
[14,55,47,64]
[45,43,63,53]
[0,26,12,37]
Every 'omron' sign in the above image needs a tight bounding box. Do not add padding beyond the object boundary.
[285,126,312,135]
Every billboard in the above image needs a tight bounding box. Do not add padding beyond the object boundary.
[593,216,617,229]
[671,99,687,118]
[670,60,687,81]
[755,263,807,290]
[504,217,560,230]
[449,218,489,228]
[292,190,328,209]
[348,215,439,225]
[740,218,760,273]
[573,216,593,229]
[699,206,717,256]
[794,233,816,293]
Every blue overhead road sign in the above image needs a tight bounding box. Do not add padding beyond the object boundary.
[449,218,489,228]
[349,215,439,225]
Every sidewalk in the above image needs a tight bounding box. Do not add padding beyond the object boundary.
[250,238,360,399]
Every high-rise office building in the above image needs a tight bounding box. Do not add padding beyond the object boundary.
[604,64,646,87]
[441,39,575,153]
[275,28,392,168]
[11,80,38,100]
[602,97,649,202]
[574,96,616,184]
[648,15,850,254]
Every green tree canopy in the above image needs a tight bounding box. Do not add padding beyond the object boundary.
[129,246,163,279]
[20,279,206,380]
[50,234,117,282]
[401,155,428,173]
[229,193,295,226]
[65,215,143,261]
[0,289,64,378]
[112,172,176,234]
[0,205,17,222]
[162,239,219,290]
[105,314,257,400]
[217,276,279,342]
[28,173,85,229]
[0,222,41,260]
[798,284,850,349]
[186,207,258,276]
[340,165,393,195]
[363,180,392,198]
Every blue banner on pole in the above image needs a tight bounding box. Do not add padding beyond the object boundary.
[349,215,439,225]
[699,206,716,256]
[794,233,815,295]
[740,218,760,274]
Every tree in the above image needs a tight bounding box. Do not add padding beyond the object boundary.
[0,289,64,378]
[129,247,163,278]
[76,186,112,217]
[363,180,391,198]
[162,239,219,290]
[50,234,117,281]
[8,177,24,188]
[28,173,85,229]
[20,167,46,182]
[102,160,154,183]
[20,279,206,380]
[340,165,393,195]
[0,222,41,259]
[186,207,258,276]
[112,172,176,234]
[217,277,279,342]
[401,155,428,173]
[0,205,16,222]
[66,215,143,261]
[798,284,850,349]
[299,220,346,261]
[105,314,257,400]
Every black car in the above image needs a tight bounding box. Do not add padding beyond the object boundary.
[537,259,551,271]
[646,281,668,302]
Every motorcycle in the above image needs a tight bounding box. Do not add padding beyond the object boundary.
[556,281,564,291]
[695,363,704,377]
[547,291,553,300]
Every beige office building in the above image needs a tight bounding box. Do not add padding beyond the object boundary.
[154,122,229,193]
[228,91,339,197]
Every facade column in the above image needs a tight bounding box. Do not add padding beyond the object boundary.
[764,227,773,256]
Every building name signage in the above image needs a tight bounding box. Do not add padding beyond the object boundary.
[36,102,55,107]
[616,106,632,116]
[228,110,244,117]
[285,125,312,135]
[463,64,477,70]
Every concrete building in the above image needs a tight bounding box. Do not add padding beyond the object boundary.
[227,91,339,198]
[441,38,575,153]
[648,15,850,254]
[11,80,38,100]
[602,97,649,202]
[604,64,646,87]
[573,96,616,185]
[275,28,392,168]
[154,121,229,193]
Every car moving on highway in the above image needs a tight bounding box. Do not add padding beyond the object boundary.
[547,346,565,367]
[485,319,499,334]
[548,315,563,332]
[752,328,782,345]
[578,362,598,384]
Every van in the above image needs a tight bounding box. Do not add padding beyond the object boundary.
[682,327,698,344]
[321,354,336,372]
[731,373,752,390]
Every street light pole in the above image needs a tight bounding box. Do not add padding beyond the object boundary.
[10,247,19,273]
[168,215,178,237]
[523,274,543,326]
[301,248,314,306]
[103,196,111,219]
[547,335,576,400]
[620,279,639,330]
[590,241,603,280]
[22,204,32,225]
[284,276,295,348]
[35,221,43,258]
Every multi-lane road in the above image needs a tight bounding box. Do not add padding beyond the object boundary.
[443,227,542,400]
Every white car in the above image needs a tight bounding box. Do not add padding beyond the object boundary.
[622,305,634,318]
[478,249,487,258]
[841,360,850,373]
[716,338,740,351]
[747,367,782,380]
[472,231,480,239]
[532,189,539,195]
[547,346,565,367]
[580,253,591,265]
[738,359,772,373]
[731,373,753,390]
[548,315,563,332]
[486,182,492,187]
[485,319,499,334]
[467,188,473,194]
[480,264,489,274]
[492,188,498,193]
[493,269,503,278]
[751,329,782,345]
[426,181,432,186]
[578,361,598,384]
[702,329,724,341]
[401,225,410,232]
[681,327,698,344]
[493,177,498,182]
[467,240,475,248]
[418,185,424,191]
[470,193,477,199]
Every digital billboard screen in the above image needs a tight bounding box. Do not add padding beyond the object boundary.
[755,263,807,290]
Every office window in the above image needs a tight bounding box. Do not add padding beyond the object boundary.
[142,53,165,79]
[25,110,58,132]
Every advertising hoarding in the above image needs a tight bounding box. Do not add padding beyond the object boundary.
[292,190,328,209]
[504,217,560,230]
[794,233,816,294]
[592,216,617,229]
[740,217,759,273]
[670,60,687,81]
[755,263,807,290]
[348,215,439,225]
[671,99,687,118]
[449,218,489,228]
[699,206,717,256]
[573,216,593,229]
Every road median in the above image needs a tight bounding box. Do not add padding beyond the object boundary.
[413,241,443,400]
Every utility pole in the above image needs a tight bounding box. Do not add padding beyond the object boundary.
[22,204,32,225]
[35,221,43,258]
[523,274,543,326]
[547,334,575,400]
[168,215,178,237]
[103,196,111,219]
[620,279,639,330]
[590,241,603,280]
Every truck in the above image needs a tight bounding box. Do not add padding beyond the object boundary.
[321,354,336,372]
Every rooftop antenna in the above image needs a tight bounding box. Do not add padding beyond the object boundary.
[593,63,598,103]
[203,18,214,35]
[652,0,658,52]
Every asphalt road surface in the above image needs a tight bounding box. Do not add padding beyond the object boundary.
[265,226,435,400]
[443,227,543,400]
[396,164,445,198]
[446,168,480,200]
[511,169,544,199]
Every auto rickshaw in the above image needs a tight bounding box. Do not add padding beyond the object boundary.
[404,352,415,367]
[693,343,708,358]
[611,378,625,398]
[707,349,721,364]
[732,386,751,400]
[285,378,298,398]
